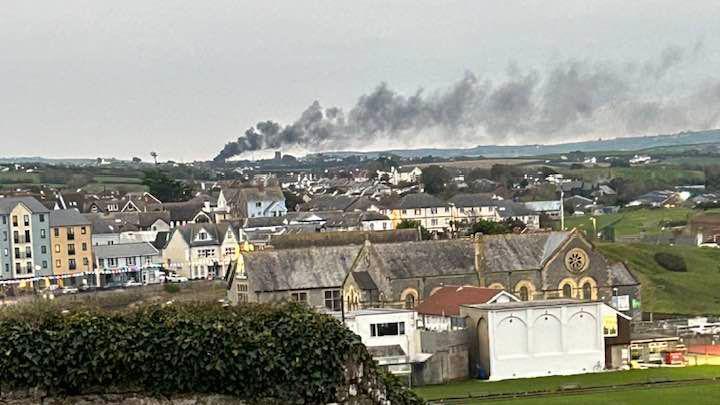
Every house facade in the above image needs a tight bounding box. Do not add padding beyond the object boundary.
[0,197,52,281]
[93,242,161,286]
[217,185,287,219]
[162,223,240,279]
[49,209,93,286]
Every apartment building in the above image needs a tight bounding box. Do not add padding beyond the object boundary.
[0,197,52,281]
[162,223,240,279]
[378,193,453,234]
[49,209,93,286]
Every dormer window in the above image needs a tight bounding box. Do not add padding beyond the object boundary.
[198,231,208,241]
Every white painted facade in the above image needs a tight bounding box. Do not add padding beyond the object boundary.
[462,300,605,381]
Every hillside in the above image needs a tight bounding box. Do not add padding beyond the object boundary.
[597,243,720,316]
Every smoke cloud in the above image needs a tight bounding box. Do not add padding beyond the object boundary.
[215,41,718,161]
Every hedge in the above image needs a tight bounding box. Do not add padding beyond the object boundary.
[654,252,687,272]
[0,302,423,404]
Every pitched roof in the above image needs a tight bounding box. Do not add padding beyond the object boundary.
[447,193,496,207]
[416,286,509,316]
[0,197,51,214]
[609,262,640,286]
[352,271,378,290]
[49,209,91,227]
[368,240,476,278]
[244,245,359,292]
[268,229,420,250]
[94,242,159,259]
[398,193,449,209]
[481,232,572,273]
[149,200,205,222]
[175,223,233,247]
[301,195,362,211]
[151,231,171,250]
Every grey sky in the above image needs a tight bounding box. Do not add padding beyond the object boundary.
[1,1,719,161]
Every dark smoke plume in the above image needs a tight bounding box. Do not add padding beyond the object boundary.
[215,41,718,161]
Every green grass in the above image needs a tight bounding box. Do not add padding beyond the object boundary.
[0,171,40,184]
[413,366,720,401]
[83,182,147,193]
[558,166,704,184]
[93,175,143,184]
[597,243,720,315]
[481,383,720,405]
[564,208,702,238]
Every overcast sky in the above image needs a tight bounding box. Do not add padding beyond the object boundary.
[2,1,719,161]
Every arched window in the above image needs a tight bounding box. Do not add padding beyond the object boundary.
[579,277,598,300]
[519,286,529,301]
[404,294,416,309]
[582,283,592,300]
[562,283,573,298]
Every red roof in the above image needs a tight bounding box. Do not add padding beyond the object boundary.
[416,286,504,316]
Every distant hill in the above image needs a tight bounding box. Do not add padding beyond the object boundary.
[310,129,720,159]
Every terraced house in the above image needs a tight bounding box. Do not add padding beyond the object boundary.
[49,209,93,286]
[0,197,52,283]
[162,223,240,279]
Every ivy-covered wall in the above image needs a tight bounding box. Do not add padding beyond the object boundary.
[0,302,423,404]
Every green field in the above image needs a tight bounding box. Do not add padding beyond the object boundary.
[93,175,143,184]
[597,243,720,315]
[563,208,703,238]
[414,366,720,402]
[558,166,704,184]
[0,171,40,184]
[480,383,720,405]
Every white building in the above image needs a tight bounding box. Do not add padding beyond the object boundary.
[461,299,605,381]
[162,223,240,279]
[344,308,432,377]
[93,242,162,286]
[416,286,519,332]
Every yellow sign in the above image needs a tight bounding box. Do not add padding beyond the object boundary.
[603,313,618,337]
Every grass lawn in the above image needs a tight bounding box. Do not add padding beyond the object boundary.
[413,366,720,401]
[558,166,704,185]
[597,243,720,315]
[563,208,702,238]
[480,383,720,405]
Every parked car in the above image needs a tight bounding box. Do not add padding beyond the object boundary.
[167,274,189,283]
[123,280,143,288]
[60,286,79,294]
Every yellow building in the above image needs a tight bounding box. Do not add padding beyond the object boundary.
[49,209,93,286]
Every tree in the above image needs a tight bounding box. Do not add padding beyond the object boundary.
[705,165,720,192]
[421,165,450,195]
[141,170,192,202]
[396,219,431,240]
[469,218,526,235]
[96,157,102,166]
[283,190,303,211]
[150,152,159,165]
[132,157,142,164]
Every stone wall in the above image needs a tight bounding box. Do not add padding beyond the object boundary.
[413,329,470,385]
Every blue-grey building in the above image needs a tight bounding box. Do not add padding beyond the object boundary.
[0,197,52,281]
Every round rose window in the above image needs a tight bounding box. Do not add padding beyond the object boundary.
[565,248,589,273]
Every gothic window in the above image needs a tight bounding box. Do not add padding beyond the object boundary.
[565,248,589,273]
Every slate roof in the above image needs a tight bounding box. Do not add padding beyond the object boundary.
[0,197,50,214]
[447,193,496,207]
[174,223,233,247]
[243,216,287,228]
[416,286,507,316]
[524,200,562,212]
[301,195,361,212]
[609,262,640,286]
[268,229,420,250]
[368,240,476,278]
[397,193,449,209]
[151,231,171,250]
[352,271,378,290]
[481,232,571,273]
[149,200,205,222]
[49,209,91,227]
[244,245,359,292]
[94,242,159,259]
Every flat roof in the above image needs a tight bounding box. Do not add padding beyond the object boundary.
[344,308,415,318]
[462,299,601,311]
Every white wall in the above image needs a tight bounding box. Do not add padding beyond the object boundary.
[486,302,604,380]
[345,310,420,363]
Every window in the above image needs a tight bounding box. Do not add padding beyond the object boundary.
[198,249,215,258]
[414,209,422,215]
[67,228,75,240]
[450,317,467,329]
[430,207,437,214]
[14,262,20,272]
[55,259,61,268]
[2,248,7,256]
[67,244,75,255]
[26,261,32,273]
[14,248,20,259]
[291,292,308,302]
[519,286,529,301]
[255,202,262,208]
[25,246,31,259]
[444,207,450,213]
[404,294,416,309]
[23,215,29,226]
[431,219,438,226]
[42,260,47,269]
[370,322,406,337]
[53,228,60,237]
[224,247,236,256]
[108,258,118,266]
[2,231,6,241]
[82,257,89,266]
[39,214,45,222]
[68,259,76,270]
[41,246,46,254]
[324,290,342,311]
[127,257,137,265]
[237,284,248,303]
[1,216,5,224]
[55,244,60,253]
[562,284,573,298]
[98,259,105,267]
[40,229,46,239]
[82,242,87,251]
[81,227,87,235]
[24,230,30,242]
[13,231,19,243]
[582,283,592,300]
[198,232,207,241]
[12,216,18,226]
[4,264,8,272]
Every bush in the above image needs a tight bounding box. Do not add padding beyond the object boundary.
[0,302,423,404]
[163,283,181,294]
[654,252,687,272]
